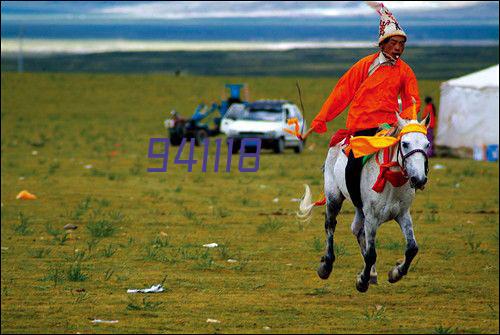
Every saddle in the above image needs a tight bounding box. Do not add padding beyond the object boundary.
[329,124,399,210]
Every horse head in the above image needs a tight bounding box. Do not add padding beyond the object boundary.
[395,112,431,190]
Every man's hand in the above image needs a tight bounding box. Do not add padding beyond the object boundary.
[300,127,314,141]
[284,118,315,141]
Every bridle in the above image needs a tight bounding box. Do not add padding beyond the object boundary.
[396,138,429,178]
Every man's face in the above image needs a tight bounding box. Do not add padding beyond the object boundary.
[381,35,406,60]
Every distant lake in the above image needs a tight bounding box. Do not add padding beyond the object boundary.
[1,19,498,44]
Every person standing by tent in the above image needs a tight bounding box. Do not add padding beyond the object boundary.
[300,1,421,210]
[422,96,436,157]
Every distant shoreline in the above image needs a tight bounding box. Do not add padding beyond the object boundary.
[2,38,499,57]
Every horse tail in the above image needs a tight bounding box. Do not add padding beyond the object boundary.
[297,184,326,221]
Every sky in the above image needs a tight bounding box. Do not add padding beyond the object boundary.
[1,1,498,22]
[1,1,497,54]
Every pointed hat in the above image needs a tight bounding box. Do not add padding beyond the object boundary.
[365,2,407,44]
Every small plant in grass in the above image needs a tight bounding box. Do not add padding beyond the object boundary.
[73,291,90,304]
[86,217,116,238]
[334,243,349,257]
[104,268,114,281]
[116,274,129,282]
[129,160,143,176]
[177,246,199,261]
[278,163,288,177]
[380,240,403,251]
[462,166,476,177]
[126,296,163,311]
[230,258,248,271]
[182,208,196,220]
[192,250,215,270]
[312,237,323,252]
[65,249,87,262]
[45,223,68,245]
[472,201,488,213]
[109,210,125,222]
[306,285,332,296]
[28,248,52,258]
[90,168,106,177]
[67,263,88,282]
[14,212,32,235]
[465,231,482,253]
[257,217,283,233]
[214,207,230,218]
[174,185,182,193]
[56,233,69,245]
[441,247,455,260]
[101,244,116,258]
[96,198,111,208]
[218,244,231,260]
[151,236,170,248]
[47,161,60,175]
[86,239,100,253]
[72,196,92,220]
[144,190,162,201]
[362,305,386,321]
[143,245,168,262]
[41,265,65,286]
[423,200,439,212]
[425,211,439,223]
[434,325,454,334]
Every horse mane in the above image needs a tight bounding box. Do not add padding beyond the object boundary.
[381,119,420,138]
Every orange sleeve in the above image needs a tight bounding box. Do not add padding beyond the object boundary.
[400,64,421,119]
[311,58,369,133]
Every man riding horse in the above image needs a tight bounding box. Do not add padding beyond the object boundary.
[297,2,431,293]
[302,1,421,210]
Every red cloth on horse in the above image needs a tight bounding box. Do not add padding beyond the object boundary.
[372,147,408,193]
[329,129,352,147]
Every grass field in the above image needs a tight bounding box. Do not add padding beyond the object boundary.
[1,73,498,333]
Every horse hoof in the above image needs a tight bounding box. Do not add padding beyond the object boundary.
[388,267,403,283]
[356,274,369,293]
[369,275,378,285]
[317,262,333,280]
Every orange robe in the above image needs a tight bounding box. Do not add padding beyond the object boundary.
[311,52,421,133]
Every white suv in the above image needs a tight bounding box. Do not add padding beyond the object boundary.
[220,100,307,154]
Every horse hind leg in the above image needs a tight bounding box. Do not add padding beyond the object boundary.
[352,208,378,285]
[355,217,378,293]
[317,193,344,280]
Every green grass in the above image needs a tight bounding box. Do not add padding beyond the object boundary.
[13,212,32,236]
[1,72,498,333]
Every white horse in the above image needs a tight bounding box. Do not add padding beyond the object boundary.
[299,113,430,292]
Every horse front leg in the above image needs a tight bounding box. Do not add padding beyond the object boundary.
[352,208,378,284]
[317,195,344,280]
[389,210,419,283]
[356,217,378,292]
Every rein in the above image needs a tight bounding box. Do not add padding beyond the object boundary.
[396,141,429,177]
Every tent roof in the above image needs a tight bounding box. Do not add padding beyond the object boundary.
[443,64,499,89]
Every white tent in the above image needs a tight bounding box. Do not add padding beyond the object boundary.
[436,64,499,149]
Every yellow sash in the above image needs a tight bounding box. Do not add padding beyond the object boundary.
[350,123,427,158]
